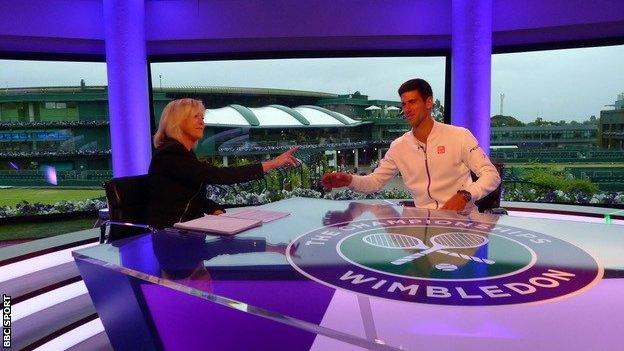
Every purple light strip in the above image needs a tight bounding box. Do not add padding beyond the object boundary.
[451,0,492,154]
[103,0,151,177]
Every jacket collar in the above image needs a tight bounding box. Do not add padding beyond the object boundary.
[409,118,441,146]
[161,138,195,155]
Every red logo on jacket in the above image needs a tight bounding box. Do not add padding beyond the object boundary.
[437,146,445,154]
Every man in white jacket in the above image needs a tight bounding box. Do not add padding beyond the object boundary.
[322,78,501,212]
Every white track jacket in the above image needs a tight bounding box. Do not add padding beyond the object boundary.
[349,121,501,211]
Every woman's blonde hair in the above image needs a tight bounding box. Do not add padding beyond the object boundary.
[153,98,205,148]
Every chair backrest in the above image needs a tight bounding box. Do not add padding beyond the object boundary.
[472,162,504,213]
[103,174,150,241]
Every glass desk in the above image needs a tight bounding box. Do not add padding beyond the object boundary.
[73,197,624,350]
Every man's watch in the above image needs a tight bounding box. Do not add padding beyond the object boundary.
[457,190,472,202]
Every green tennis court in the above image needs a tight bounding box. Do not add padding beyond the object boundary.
[0,187,105,207]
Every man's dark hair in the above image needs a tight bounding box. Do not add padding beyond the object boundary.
[398,79,433,100]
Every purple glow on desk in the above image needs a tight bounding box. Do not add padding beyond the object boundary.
[141,280,335,351]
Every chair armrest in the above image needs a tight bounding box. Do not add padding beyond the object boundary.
[99,220,156,243]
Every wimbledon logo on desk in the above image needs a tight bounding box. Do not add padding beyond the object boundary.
[286,218,602,306]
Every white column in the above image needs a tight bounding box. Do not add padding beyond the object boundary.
[28,103,35,122]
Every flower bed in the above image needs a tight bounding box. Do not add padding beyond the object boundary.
[0,199,107,219]
[208,187,412,205]
[208,186,624,207]
[502,188,624,205]
[2,187,621,219]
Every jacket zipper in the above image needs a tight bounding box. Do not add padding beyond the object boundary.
[422,145,439,209]
[178,183,203,223]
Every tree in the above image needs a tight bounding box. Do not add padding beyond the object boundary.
[491,115,525,127]
[432,99,444,122]
[527,117,558,126]
[583,115,597,125]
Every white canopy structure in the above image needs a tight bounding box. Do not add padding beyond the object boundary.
[203,104,363,128]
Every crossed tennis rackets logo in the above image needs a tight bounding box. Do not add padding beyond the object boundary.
[362,232,495,265]
[288,218,602,305]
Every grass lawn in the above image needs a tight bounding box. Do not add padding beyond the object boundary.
[0,187,105,207]
[0,217,96,241]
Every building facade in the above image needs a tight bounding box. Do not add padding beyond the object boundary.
[1,85,621,178]
[599,93,624,149]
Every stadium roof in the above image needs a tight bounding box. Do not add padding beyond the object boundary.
[158,86,337,98]
[204,104,367,128]
[0,85,335,96]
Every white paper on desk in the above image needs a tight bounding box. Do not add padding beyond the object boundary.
[221,208,290,223]
[173,215,262,235]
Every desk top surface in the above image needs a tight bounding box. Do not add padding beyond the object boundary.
[74,198,624,351]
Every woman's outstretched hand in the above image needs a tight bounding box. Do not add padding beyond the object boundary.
[262,146,301,172]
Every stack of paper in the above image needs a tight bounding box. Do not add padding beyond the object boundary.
[221,208,290,223]
[173,208,290,235]
[174,216,262,235]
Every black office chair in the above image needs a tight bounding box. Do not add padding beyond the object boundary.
[100,174,155,243]
[472,161,506,214]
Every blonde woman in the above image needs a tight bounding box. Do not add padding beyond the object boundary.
[146,98,299,229]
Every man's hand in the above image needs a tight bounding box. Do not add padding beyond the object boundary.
[321,172,353,189]
[212,209,225,215]
[441,193,468,211]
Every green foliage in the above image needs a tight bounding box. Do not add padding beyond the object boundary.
[301,164,311,189]
[432,99,444,122]
[265,170,281,192]
[240,179,266,194]
[287,169,302,190]
[283,169,301,191]
[0,218,96,241]
[523,167,599,194]
[319,154,329,174]
[233,157,251,166]
[491,115,525,127]
[526,117,559,126]
[210,158,224,167]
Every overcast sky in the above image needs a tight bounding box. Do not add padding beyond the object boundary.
[1,44,622,123]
